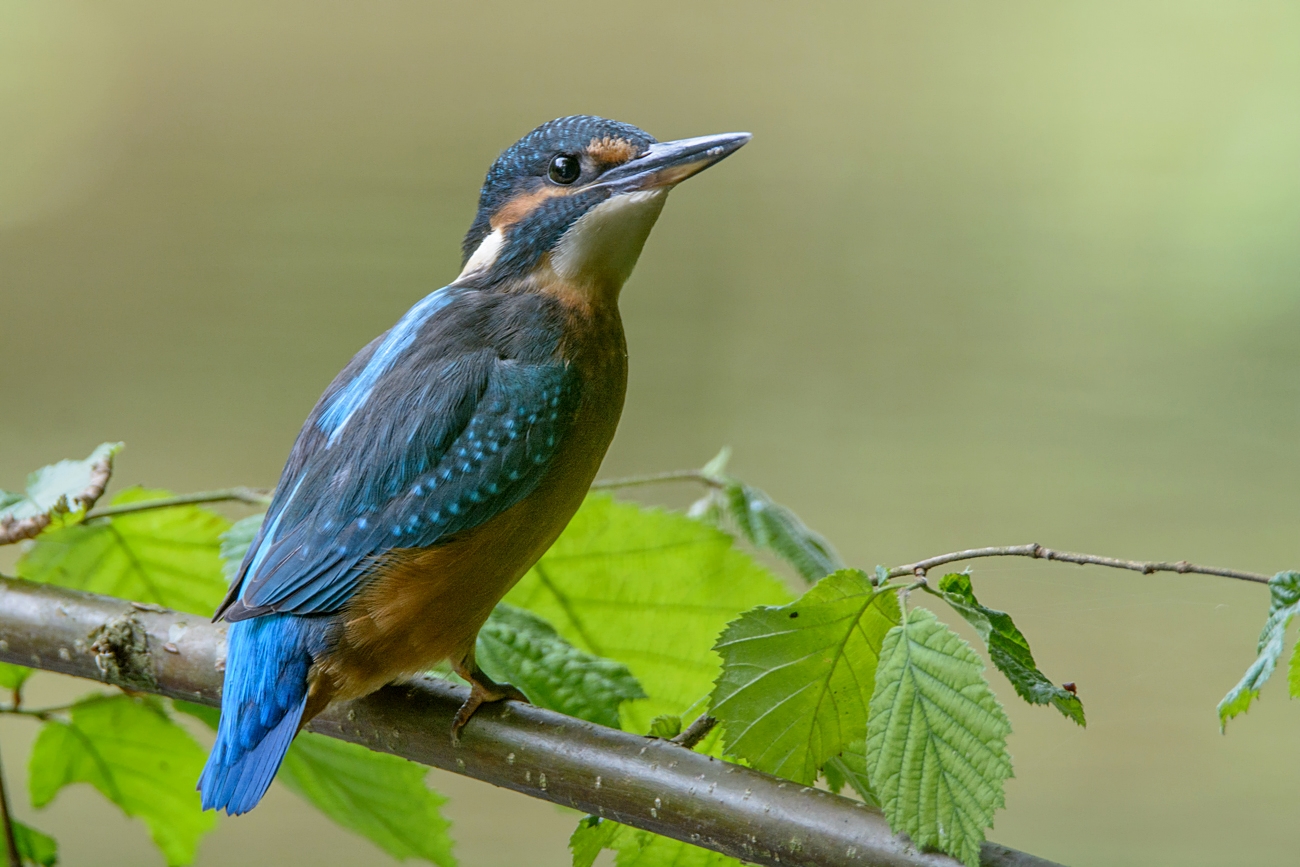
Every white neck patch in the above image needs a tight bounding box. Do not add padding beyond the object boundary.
[550,189,668,292]
[456,228,504,281]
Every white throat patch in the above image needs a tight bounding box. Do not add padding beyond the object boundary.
[550,189,668,291]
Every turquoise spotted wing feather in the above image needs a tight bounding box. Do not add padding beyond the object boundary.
[221,288,580,620]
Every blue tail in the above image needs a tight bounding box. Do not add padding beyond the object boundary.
[199,614,327,815]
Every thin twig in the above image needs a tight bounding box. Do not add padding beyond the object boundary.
[671,714,718,750]
[886,543,1273,585]
[0,703,76,721]
[591,469,723,490]
[84,487,271,520]
[0,744,21,867]
[0,691,119,721]
[594,474,1276,588]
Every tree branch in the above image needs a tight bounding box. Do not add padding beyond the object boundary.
[0,577,1059,867]
[885,543,1272,585]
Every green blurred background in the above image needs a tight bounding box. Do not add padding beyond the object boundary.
[3,1,1300,864]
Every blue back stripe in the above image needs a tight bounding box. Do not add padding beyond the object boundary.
[317,288,456,444]
[243,474,304,585]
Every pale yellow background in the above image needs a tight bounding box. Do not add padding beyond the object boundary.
[3,2,1300,865]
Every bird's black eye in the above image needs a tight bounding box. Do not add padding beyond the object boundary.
[548,154,581,185]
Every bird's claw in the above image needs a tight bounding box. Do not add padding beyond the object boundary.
[449,677,529,743]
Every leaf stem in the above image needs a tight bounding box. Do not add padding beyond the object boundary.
[670,715,718,750]
[0,743,21,867]
[886,543,1272,585]
[84,487,271,519]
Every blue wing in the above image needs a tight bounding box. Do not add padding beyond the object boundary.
[217,286,580,621]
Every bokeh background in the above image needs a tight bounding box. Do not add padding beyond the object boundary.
[3,2,1300,865]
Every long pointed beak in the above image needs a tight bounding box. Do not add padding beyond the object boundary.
[597,132,752,192]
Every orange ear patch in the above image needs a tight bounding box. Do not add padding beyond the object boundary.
[490,186,572,230]
[586,136,639,167]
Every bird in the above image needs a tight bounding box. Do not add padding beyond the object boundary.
[198,115,750,815]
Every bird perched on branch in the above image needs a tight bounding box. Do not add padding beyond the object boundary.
[199,116,750,815]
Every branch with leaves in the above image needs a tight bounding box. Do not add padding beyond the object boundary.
[0,444,1293,867]
[0,576,1048,867]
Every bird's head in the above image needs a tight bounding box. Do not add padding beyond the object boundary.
[457,115,749,300]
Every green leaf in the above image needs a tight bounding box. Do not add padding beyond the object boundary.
[821,755,847,793]
[569,815,623,867]
[476,604,645,728]
[0,661,33,692]
[686,450,843,583]
[171,699,220,730]
[13,820,58,867]
[219,513,264,583]
[1289,636,1300,700]
[278,732,455,866]
[0,443,121,544]
[699,446,732,480]
[28,694,215,866]
[505,495,789,732]
[647,715,682,739]
[930,573,1084,726]
[0,443,120,522]
[722,482,844,583]
[867,607,1013,867]
[614,830,740,867]
[710,569,898,798]
[824,753,876,804]
[17,488,230,616]
[1219,570,1300,727]
[570,817,740,867]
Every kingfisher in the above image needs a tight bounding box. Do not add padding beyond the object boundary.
[198,116,750,815]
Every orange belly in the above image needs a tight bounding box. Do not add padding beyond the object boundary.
[313,480,585,706]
